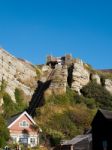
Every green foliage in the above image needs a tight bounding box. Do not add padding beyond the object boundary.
[81,81,112,110]
[0,80,7,93]
[15,88,27,111]
[0,79,7,98]
[84,98,96,109]
[0,88,28,146]
[0,115,9,147]
[35,67,42,78]
[46,88,75,105]
[74,94,96,109]
[15,88,23,103]
[67,105,95,131]
[97,70,112,80]
[36,103,95,146]
[74,94,85,104]
[42,112,80,146]
[3,93,17,119]
[3,89,27,119]
[0,137,5,148]
[49,112,79,137]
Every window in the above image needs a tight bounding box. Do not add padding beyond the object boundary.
[19,138,28,144]
[19,120,29,127]
[30,138,35,145]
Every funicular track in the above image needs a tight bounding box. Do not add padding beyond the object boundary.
[27,69,55,117]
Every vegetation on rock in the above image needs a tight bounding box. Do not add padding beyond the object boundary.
[35,88,95,146]
[0,114,9,147]
[81,81,112,110]
[0,82,28,147]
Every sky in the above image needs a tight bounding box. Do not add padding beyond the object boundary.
[0,0,112,69]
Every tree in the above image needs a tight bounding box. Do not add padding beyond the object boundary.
[0,115,9,147]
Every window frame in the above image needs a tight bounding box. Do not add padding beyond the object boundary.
[30,137,36,144]
[19,120,29,128]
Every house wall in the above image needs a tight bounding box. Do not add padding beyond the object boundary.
[10,133,39,147]
[9,114,39,147]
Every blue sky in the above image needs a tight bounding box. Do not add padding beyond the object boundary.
[0,0,112,69]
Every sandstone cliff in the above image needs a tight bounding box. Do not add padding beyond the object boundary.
[40,55,112,96]
[0,49,112,105]
[0,48,37,102]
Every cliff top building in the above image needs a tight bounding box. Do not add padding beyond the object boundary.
[46,54,73,67]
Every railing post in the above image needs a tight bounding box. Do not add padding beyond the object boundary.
[71,145,73,150]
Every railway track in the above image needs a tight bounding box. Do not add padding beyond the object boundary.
[27,69,55,116]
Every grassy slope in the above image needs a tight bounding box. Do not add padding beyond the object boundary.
[34,89,96,146]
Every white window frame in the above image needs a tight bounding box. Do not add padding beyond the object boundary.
[30,137,36,145]
[19,120,29,128]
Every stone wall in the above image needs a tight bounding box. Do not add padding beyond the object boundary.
[0,48,37,102]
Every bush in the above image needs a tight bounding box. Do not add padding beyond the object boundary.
[35,67,42,79]
[46,88,75,105]
[81,81,112,110]
[0,137,5,148]
[84,98,96,109]
[0,80,7,93]
[0,80,7,98]
[0,115,9,147]
[3,91,27,119]
[67,105,95,130]
[42,111,80,146]
[15,88,27,111]
[74,94,85,104]
[3,93,17,119]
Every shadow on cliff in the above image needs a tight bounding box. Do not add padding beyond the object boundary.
[67,64,74,88]
[27,80,52,117]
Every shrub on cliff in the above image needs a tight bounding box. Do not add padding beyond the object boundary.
[0,115,9,147]
[81,81,112,110]
[3,93,17,119]
[0,79,7,98]
[42,112,80,146]
[15,88,27,111]
[46,87,75,105]
[36,103,95,146]
[3,90,27,119]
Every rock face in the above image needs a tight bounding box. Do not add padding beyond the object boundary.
[91,74,101,85]
[0,48,37,102]
[1,49,112,103]
[105,79,112,94]
[49,64,68,95]
[41,59,90,96]
[71,59,90,94]
[41,64,68,96]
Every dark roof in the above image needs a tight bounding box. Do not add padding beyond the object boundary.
[62,134,92,145]
[7,111,23,126]
[99,109,112,119]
